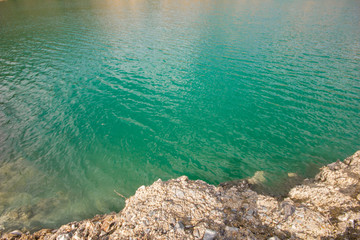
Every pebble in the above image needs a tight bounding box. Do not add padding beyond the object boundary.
[56,233,71,240]
[247,209,254,215]
[283,204,295,217]
[175,221,184,231]
[268,237,280,240]
[225,226,239,232]
[175,189,185,198]
[203,229,217,240]
[288,172,298,178]
[9,230,22,237]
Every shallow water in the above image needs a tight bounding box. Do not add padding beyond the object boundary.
[0,0,359,231]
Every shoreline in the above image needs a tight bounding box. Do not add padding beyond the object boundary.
[1,151,360,239]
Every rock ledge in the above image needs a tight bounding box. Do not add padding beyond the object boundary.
[1,151,360,239]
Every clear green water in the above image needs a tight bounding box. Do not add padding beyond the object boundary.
[0,0,359,232]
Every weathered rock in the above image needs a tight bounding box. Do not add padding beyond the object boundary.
[203,229,217,240]
[289,151,360,237]
[268,237,280,240]
[56,233,71,240]
[174,222,184,231]
[1,151,359,240]
[9,230,22,237]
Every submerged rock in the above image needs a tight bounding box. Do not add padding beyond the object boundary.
[1,151,360,239]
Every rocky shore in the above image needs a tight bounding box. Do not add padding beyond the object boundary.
[1,151,360,240]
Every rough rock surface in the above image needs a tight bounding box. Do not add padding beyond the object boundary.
[1,151,360,239]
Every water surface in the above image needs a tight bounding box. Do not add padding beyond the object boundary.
[0,0,359,231]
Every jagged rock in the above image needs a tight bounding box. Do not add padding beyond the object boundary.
[56,233,71,240]
[1,151,360,240]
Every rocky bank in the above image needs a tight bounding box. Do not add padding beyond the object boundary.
[1,151,360,240]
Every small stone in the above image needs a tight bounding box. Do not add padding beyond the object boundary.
[178,176,188,182]
[288,172,298,178]
[327,160,341,171]
[225,226,239,232]
[245,215,255,221]
[356,194,360,201]
[268,237,280,240]
[247,209,254,215]
[175,221,185,231]
[138,185,145,191]
[175,189,185,198]
[9,230,22,237]
[283,204,295,217]
[203,229,217,240]
[248,171,266,184]
[57,233,71,240]
[338,213,348,222]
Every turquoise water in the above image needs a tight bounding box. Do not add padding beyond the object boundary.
[0,0,359,231]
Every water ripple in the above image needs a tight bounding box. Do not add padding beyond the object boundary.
[0,0,360,232]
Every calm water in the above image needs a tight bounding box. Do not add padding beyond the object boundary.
[0,0,359,232]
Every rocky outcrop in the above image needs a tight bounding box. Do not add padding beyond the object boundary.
[1,151,360,239]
